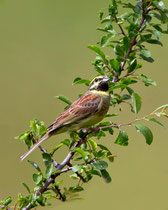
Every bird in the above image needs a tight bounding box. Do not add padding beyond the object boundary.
[20,76,110,161]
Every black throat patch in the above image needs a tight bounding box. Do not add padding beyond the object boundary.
[97,82,109,91]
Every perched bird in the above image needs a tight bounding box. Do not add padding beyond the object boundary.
[20,76,110,161]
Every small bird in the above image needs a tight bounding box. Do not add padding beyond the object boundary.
[20,76,110,161]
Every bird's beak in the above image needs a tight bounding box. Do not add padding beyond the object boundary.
[102,76,110,82]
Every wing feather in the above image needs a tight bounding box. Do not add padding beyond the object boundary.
[48,92,101,132]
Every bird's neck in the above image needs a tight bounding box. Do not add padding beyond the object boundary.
[90,90,110,97]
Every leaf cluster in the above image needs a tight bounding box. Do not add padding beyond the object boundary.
[2,1,168,209]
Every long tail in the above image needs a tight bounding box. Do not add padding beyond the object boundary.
[20,133,50,161]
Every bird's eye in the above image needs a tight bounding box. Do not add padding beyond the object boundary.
[95,78,98,82]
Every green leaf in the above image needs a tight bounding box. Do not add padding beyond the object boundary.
[148,118,165,128]
[50,143,64,156]
[87,139,97,151]
[73,148,86,159]
[42,152,52,166]
[139,74,157,86]
[129,59,137,73]
[114,44,124,56]
[99,11,104,20]
[56,95,72,105]
[100,169,112,183]
[105,113,119,117]
[131,92,142,114]
[101,34,114,47]
[91,160,108,170]
[61,139,71,148]
[28,160,41,172]
[30,120,37,135]
[0,196,13,206]
[139,55,154,63]
[94,66,105,75]
[115,130,128,146]
[153,1,165,11]
[110,59,120,72]
[72,77,90,86]
[32,173,43,184]
[88,45,106,60]
[97,144,114,162]
[72,165,83,173]
[135,124,153,145]
[109,84,128,91]
[139,49,151,58]
[146,39,163,46]
[146,29,162,40]
[22,183,31,194]
[45,163,54,179]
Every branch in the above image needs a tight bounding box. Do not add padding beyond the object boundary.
[23,133,89,210]
[54,185,65,201]
[114,15,126,36]
[39,145,58,168]
[67,162,86,183]
[116,1,150,77]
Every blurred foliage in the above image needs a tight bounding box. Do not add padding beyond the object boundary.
[1,0,168,209]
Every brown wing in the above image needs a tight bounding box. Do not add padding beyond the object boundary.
[48,92,101,132]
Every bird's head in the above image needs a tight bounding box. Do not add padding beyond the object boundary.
[89,76,110,92]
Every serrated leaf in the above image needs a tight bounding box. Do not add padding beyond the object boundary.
[88,45,106,60]
[56,95,72,105]
[135,124,153,145]
[22,183,31,194]
[45,163,54,179]
[91,160,108,170]
[100,169,112,183]
[32,173,43,184]
[148,118,165,128]
[115,130,128,146]
[28,160,41,172]
[131,92,142,114]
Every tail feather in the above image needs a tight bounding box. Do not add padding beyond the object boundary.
[20,133,49,161]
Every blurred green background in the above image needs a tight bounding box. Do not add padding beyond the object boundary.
[0,0,168,209]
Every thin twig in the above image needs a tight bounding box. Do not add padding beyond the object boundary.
[39,145,58,168]
[67,162,86,183]
[114,15,126,36]
[120,0,149,72]
[23,133,89,210]
[54,185,65,201]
